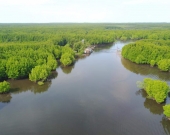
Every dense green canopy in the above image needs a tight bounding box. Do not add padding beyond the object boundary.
[137,78,169,103]
[163,104,170,118]
[122,39,170,71]
[0,23,170,83]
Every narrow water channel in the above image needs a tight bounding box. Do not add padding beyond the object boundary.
[0,41,170,135]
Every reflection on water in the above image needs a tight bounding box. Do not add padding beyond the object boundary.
[0,93,12,103]
[8,78,53,94]
[136,89,170,135]
[144,98,164,115]
[0,71,58,103]
[94,43,113,52]
[60,64,75,74]
[161,116,170,135]
[121,57,170,81]
[60,54,92,74]
[48,71,58,80]
[136,89,147,98]
[136,89,164,115]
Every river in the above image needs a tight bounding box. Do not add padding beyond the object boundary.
[0,41,170,135]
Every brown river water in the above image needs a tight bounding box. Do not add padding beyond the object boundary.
[0,41,170,135]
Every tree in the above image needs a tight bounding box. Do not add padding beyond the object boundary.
[29,65,50,82]
[163,104,170,118]
[60,53,75,66]
[46,55,58,71]
[0,59,7,80]
[139,78,169,104]
[0,81,10,94]
[135,55,146,64]
[150,60,156,67]
[122,40,170,71]
[158,59,170,71]
[53,48,61,59]
[6,57,19,79]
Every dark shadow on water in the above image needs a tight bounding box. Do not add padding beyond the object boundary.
[31,82,52,94]
[1,71,59,103]
[168,92,170,98]
[0,93,12,103]
[9,79,52,95]
[77,53,91,59]
[60,64,75,74]
[136,89,164,115]
[0,88,20,103]
[160,116,170,135]
[48,71,58,80]
[121,57,170,81]
[0,93,12,110]
[135,89,147,98]
[144,97,164,115]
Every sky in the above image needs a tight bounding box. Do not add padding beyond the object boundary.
[0,0,170,23]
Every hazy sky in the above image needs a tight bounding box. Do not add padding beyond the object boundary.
[0,0,170,23]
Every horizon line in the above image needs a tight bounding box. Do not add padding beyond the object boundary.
[0,22,170,24]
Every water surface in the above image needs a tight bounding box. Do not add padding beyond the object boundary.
[0,41,170,135]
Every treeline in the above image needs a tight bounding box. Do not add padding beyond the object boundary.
[1,24,170,47]
[122,39,170,71]
[1,29,170,44]
[0,43,75,82]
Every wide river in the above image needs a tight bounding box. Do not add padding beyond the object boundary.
[0,41,170,135]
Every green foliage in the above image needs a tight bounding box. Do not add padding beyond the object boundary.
[135,55,147,64]
[122,40,170,71]
[53,48,61,59]
[158,59,170,71]
[60,46,75,66]
[0,81,10,94]
[163,104,170,118]
[142,78,169,103]
[60,53,75,66]
[0,43,61,80]
[0,59,7,80]
[1,23,170,81]
[6,57,19,79]
[46,55,58,71]
[72,41,89,54]
[29,65,50,82]
[61,46,75,56]
[155,92,167,103]
[38,81,44,85]
[150,60,156,67]
[120,36,127,41]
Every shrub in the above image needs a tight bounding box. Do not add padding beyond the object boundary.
[38,81,44,85]
[0,81,10,94]
[158,59,170,71]
[163,104,170,118]
[60,53,75,66]
[150,60,156,67]
[138,78,169,103]
[29,65,50,82]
